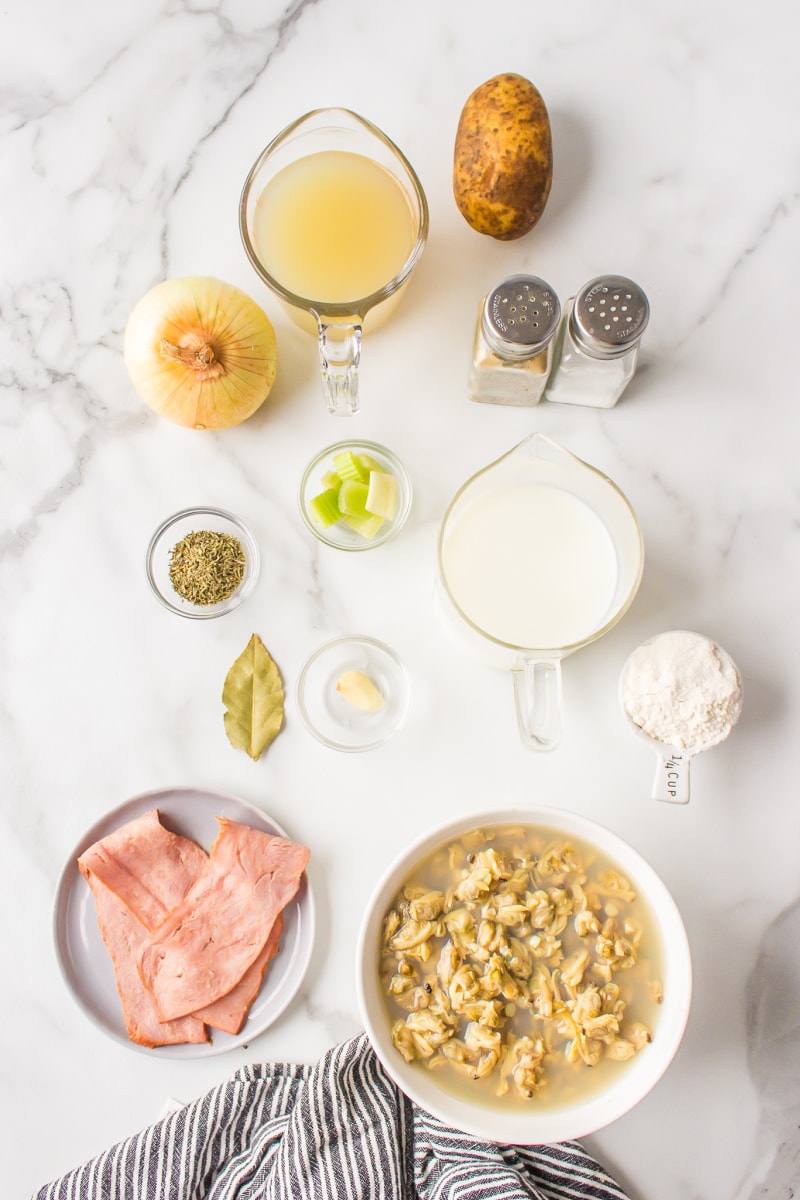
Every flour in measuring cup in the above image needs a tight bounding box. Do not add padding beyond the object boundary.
[620,630,742,750]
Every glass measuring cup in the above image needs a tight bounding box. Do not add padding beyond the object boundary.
[239,108,428,417]
[436,433,644,751]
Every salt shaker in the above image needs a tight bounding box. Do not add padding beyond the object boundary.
[468,274,561,407]
[544,275,649,408]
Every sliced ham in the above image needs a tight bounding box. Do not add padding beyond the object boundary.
[79,810,210,1047]
[79,808,208,928]
[192,914,283,1035]
[138,818,309,1022]
[80,866,208,1048]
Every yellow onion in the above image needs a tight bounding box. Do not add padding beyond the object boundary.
[123,276,278,430]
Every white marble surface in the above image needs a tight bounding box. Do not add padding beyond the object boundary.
[3,1,799,1196]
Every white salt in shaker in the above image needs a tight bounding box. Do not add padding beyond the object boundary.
[468,274,561,407]
[544,275,649,408]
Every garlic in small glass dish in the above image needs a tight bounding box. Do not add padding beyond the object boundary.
[296,636,409,751]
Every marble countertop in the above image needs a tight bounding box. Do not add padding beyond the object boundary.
[4,1,799,1197]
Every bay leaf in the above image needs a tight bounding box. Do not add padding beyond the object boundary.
[222,633,285,760]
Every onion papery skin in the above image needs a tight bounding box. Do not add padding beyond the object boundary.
[123,277,278,430]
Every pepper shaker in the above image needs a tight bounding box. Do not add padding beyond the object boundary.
[544,275,649,408]
[468,274,561,407]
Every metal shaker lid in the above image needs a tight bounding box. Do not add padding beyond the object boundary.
[482,275,561,360]
[569,275,649,359]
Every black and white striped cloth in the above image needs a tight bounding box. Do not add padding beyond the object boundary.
[35,1034,631,1200]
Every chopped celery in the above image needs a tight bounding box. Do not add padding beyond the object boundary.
[307,446,398,542]
[343,510,385,539]
[332,450,369,482]
[366,470,398,519]
[320,469,342,492]
[356,453,384,474]
[308,488,342,529]
[338,479,370,518]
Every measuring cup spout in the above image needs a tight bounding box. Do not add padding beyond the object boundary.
[512,657,563,752]
[317,318,362,416]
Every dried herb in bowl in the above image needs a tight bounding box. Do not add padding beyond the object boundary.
[169,529,246,605]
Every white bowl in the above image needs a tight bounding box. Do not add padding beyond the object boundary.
[356,806,692,1145]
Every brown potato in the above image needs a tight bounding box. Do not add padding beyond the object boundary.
[453,73,553,241]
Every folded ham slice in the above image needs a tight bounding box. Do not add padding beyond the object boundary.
[79,809,208,926]
[192,914,283,1035]
[138,818,309,1022]
[79,812,209,1048]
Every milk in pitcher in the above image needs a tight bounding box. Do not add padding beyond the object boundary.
[441,481,618,650]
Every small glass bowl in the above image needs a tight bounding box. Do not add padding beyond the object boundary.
[296,636,410,751]
[146,507,259,619]
[299,440,412,551]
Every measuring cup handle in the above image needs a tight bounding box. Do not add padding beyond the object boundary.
[512,657,562,752]
[316,319,362,416]
[652,749,691,803]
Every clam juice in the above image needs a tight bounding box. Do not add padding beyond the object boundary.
[441,480,619,651]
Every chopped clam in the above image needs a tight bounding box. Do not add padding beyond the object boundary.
[574,907,601,937]
[437,940,460,987]
[627,1021,653,1050]
[460,998,505,1028]
[529,931,562,960]
[390,918,435,951]
[536,842,584,883]
[505,936,533,979]
[449,964,480,1009]
[595,870,636,903]
[407,890,445,922]
[560,947,590,988]
[530,965,555,1018]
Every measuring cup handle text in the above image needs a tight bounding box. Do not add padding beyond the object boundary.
[317,319,362,416]
[652,750,691,804]
[512,657,562,752]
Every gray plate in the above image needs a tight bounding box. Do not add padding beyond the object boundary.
[53,787,315,1057]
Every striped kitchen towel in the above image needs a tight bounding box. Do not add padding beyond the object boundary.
[34,1033,631,1200]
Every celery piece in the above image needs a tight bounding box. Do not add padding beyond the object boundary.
[320,469,342,493]
[338,479,370,518]
[366,470,399,519]
[356,453,384,475]
[343,510,385,539]
[332,450,368,483]
[308,487,343,529]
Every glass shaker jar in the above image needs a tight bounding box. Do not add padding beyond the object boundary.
[468,275,561,407]
[544,275,650,408]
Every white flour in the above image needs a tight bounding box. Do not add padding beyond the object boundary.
[620,630,742,750]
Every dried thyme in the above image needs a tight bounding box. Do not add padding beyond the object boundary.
[168,529,246,605]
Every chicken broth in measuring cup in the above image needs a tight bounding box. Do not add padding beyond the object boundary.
[379,824,664,1111]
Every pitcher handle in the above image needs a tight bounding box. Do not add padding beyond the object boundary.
[512,657,562,752]
[317,318,362,416]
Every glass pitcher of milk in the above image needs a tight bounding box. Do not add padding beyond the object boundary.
[436,434,644,751]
